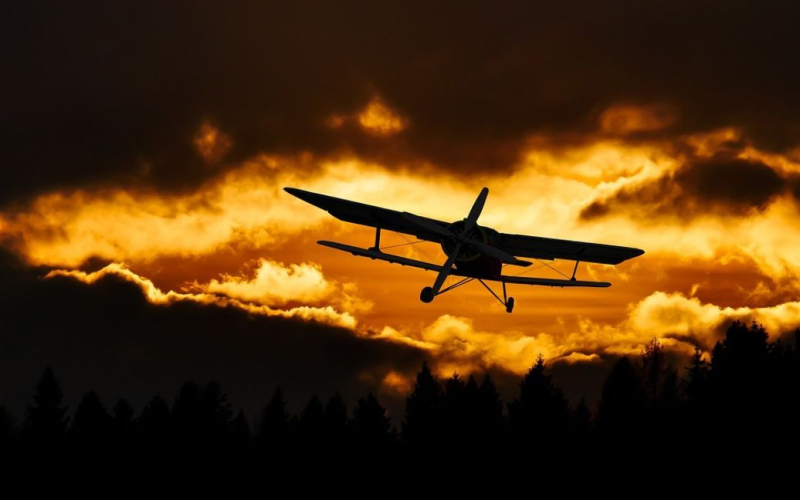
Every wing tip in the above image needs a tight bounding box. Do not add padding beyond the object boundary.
[284,187,325,207]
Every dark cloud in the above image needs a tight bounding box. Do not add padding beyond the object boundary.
[0,249,426,420]
[581,156,788,220]
[3,1,800,205]
[0,249,623,421]
[676,157,784,209]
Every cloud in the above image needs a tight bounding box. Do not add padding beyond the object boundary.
[47,262,358,329]
[3,139,800,290]
[5,2,800,206]
[0,156,329,266]
[581,155,787,219]
[357,97,406,136]
[4,245,800,415]
[371,291,800,379]
[51,260,781,385]
[0,251,426,420]
[599,103,676,135]
[194,122,233,164]
[194,258,371,313]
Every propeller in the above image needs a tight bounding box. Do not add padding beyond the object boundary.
[432,243,461,294]
[464,187,489,231]
[467,238,521,264]
[402,189,521,265]
[406,187,524,302]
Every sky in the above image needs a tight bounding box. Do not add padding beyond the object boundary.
[2,1,800,415]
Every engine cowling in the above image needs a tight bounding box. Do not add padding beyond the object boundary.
[440,220,488,263]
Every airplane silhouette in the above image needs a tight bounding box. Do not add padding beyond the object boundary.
[286,187,643,312]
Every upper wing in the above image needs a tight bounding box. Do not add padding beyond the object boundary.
[287,187,644,265]
[499,233,644,265]
[285,188,447,243]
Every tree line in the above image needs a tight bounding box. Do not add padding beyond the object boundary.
[1,320,797,459]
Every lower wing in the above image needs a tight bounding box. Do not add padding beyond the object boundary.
[318,241,610,288]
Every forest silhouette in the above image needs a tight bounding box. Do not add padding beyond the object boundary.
[1,320,797,462]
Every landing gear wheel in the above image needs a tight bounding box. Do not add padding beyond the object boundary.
[505,297,515,313]
[420,286,435,303]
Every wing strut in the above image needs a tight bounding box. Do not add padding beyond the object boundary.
[372,227,381,250]
[571,260,580,281]
[476,279,515,313]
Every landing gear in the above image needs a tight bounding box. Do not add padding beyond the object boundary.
[422,279,514,311]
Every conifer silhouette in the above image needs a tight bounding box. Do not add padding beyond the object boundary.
[323,393,348,446]
[139,395,170,447]
[257,387,289,451]
[0,407,16,450]
[21,367,68,448]
[71,391,112,448]
[229,410,251,449]
[402,362,442,446]
[3,318,799,459]
[508,355,570,444]
[351,392,392,449]
[595,357,645,440]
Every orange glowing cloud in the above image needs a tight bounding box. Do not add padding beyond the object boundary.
[4,123,800,386]
[3,139,800,289]
[193,258,371,313]
[194,122,233,163]
[368,290,800,378]
[599,103,675,135]
[40,259,800,389]
[47,263,357,329]
[381,370,414,395]
[357,97,406,136]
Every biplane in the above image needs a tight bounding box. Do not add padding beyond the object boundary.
[285,187,643,313]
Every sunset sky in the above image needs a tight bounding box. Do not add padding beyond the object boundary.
[2,1,800,413]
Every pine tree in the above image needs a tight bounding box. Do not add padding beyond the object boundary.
[402,362,442,445]
[441,373,466,446]
[478,373,504,431]
[229,410,251,449]
[172,381,204,445]
[257,387,288,450]
[22,367,68,447]
[352,392,392,449]
[508,355,570,444]
[572,397,592,441]
[111,399,135,445]
[323,393,349,446]
[641,338,667,408]
[139,395,170,447]
[0,407,16,450]
[686,347,708,405]
[201,381,233,439]
[71,391,112,448]
[710,321,773,439]
[595,357,644,440]
[300,394,324,448]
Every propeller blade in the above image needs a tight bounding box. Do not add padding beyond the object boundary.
[432,243,461,293]
[464,187,489,231]
[467,239,521,265]
[401,212,451,238]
